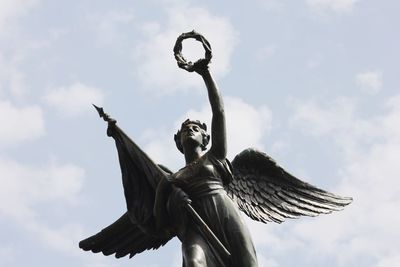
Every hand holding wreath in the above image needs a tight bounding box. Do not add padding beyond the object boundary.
[173,30,212,75]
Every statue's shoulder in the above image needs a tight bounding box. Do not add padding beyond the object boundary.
[206,153,233,185]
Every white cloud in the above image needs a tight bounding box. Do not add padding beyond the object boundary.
[255,44,277,62]
[142,96,272,169]
[257,253,280,267]
[43,83,104,117]
[289,97,381,160]
[26,221,85,255]
[306,53,324,69]
[134,3,238,94]
[0,159,85,220]
[376,254,400,267]
[0,33,58,99]
[290,97,356,135]
[356,70,383,94]
[0,101,45,147]
[86,10,134,46]
[0,51,29,98]
[257,0,286,11]
[0,246,15,266]
[0,0,41,31]
[306,0,360,14]
[0,158,86,254]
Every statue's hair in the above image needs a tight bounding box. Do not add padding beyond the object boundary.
[174,119,210,154]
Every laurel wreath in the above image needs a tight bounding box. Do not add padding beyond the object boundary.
[173,30,212,72]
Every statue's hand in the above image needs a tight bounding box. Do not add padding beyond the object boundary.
[166,186,191,231]
[170,187,192,208]
[192,59,210,76]
[174,31,212,76]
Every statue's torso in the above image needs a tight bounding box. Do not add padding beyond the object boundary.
[172,154,217,181]
[168,154,257,267]
[170,153,224,199]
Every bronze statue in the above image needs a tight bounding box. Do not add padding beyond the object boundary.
[79,31,352,267]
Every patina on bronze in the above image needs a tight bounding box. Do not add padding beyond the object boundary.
[79,31,352,267]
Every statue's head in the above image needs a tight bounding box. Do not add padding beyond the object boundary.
[174,119,210,154]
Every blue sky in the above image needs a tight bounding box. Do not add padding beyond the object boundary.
[0,0,399,266]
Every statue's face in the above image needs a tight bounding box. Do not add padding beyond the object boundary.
[180,123,203,149]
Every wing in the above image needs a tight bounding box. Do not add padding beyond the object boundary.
[226,148,352,224]
[79,213,172,258]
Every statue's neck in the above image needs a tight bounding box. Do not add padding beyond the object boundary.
[183,147,203,165]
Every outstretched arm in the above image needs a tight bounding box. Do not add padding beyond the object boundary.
[198,66,227,159]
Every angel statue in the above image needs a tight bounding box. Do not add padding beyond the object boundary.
[79,31,352,267]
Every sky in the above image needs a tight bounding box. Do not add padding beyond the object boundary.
[0,0,399,266]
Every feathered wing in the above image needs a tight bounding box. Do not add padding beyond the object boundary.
[226,148,352,224]
[79,120,174,258]
[79,213,170,258]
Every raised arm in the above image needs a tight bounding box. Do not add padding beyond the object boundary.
[174,31,227,159]
[198,67,227,159]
